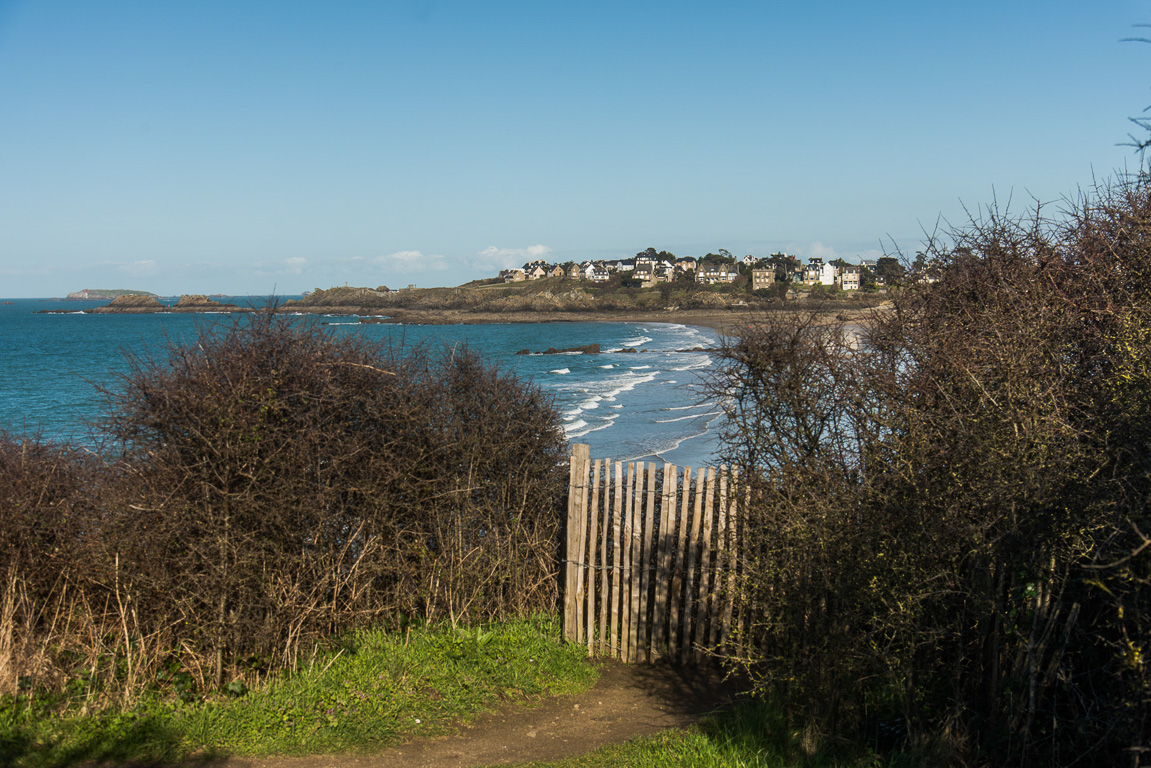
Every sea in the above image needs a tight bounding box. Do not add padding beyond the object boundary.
[0,297,724,468]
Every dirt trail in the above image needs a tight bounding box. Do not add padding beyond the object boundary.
[230,662,749,768]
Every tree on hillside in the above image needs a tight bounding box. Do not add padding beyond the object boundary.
[636,246,677,261]
[874,255,905,283]
[700,249,736,265]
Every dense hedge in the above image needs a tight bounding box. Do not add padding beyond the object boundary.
[711,174,1151,766]
[1,314,567,699]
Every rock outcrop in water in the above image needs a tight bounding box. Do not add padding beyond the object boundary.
[85,294,246,314]
[515,343,602,355]
[88,294,166,313]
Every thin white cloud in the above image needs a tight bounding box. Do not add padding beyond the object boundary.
[95,259,158,276]
[471,244,553,271]
[372,249,447,273]
[251,257,309,277]
[801,242,837,262]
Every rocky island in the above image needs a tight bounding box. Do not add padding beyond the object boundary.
[46,294,250,314]
[65,289,156,300]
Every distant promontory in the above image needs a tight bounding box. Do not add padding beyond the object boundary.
[65,289,156,300]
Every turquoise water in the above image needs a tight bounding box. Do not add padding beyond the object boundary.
[0,297,723,468]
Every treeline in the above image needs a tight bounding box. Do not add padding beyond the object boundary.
[0,314,567,702]
[709,174,1151,765]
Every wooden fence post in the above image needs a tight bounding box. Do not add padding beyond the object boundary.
[565,444,591,643]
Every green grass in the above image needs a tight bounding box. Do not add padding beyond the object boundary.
[507,699,883,768]
[0,616,597,768]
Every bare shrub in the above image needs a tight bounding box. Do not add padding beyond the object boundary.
[101,312,567,686]
[1,312,566,700]
[712,176,1151,765]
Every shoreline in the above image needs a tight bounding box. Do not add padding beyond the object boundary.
[351,308,751,335]
[36,302,887,337]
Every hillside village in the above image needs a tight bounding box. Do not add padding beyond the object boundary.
[496,248,900,292]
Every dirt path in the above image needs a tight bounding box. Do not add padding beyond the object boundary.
[229,662,749,768]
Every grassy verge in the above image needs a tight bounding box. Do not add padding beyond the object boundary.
[509,699,881,768]
[0,616,596,768]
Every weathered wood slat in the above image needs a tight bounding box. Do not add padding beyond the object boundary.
[652,462,676,659]
[564,443,591,642]
[586,459,601,655]
[693,466,717,661]
[603,460,612,658]
[681,466,706,663]
[667,465,692,659]
[707,467,729,650]
[610,460,623,658]
[620,463,635,662]
[626,463,643,662]
[720,469,740,654]
[635,462,656,663]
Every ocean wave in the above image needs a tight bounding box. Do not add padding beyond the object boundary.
[654,410,722,424]
[550,368,571,374]
[629,365,652,370]
[562,418,589,436]
[600,370,659,401]
[670,354,713,372]
[565,413,620,439]
[599,364,615,369]
[621,334,654,347]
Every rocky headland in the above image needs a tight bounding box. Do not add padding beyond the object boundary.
[285,280,887,334]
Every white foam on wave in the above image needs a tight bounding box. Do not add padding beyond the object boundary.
[629,365,652,370]
[621,334,653,347]
[619,410,723,464]
[565,412,620,438]
[600,369,659,402]
[654,410,722,424]
[599,364,615,369]
[670,354,713,372]
[562,418,589,437]
[662,404,711,412]
[550,368,571,375]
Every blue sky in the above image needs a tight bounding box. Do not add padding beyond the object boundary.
[0,0,1148,297]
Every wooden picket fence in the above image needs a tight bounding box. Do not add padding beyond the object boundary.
[563,443,745,663]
